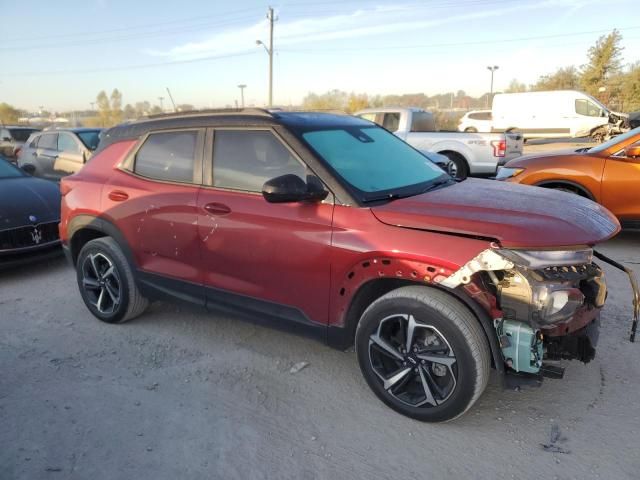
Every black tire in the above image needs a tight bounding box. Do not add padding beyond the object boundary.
[76,237,148,324]
[355,286,490,422]
[464,127,478,133]
[440,151,469,180]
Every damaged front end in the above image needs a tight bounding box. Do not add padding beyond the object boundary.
[439,246,638,385]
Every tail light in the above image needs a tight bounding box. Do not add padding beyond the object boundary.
[491,139,506,157]
[14,147,22,157]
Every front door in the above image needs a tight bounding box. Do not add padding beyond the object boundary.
[34,133,59,179]
[197,128,334,326]
[601,144,640,222]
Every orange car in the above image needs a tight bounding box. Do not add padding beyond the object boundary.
[497,127,640,227]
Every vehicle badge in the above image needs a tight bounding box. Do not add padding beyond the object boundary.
[31,227,42,245]
[29,215,37,223]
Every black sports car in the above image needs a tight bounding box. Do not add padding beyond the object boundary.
[0,155,61,267]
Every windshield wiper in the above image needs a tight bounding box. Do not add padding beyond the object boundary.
[417,177,456,194]
[362,192,404,204]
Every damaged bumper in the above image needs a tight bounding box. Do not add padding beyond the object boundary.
[438,246,638,381]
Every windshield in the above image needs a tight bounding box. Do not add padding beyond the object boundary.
[300,126,446,199]
[8,128,38,142]
[589,126,640,153]
[76,130,101,150]
[0,158,24,178]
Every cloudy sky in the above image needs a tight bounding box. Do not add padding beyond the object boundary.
[2,0,639,111]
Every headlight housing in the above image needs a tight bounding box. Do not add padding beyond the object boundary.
[495,167,524,180]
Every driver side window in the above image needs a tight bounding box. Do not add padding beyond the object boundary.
[212,130,307,192]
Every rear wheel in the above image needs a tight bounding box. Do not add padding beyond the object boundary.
[440,151,469,180]
[464,127,478,133]
[355,286,491,422]
[76,237,148,324]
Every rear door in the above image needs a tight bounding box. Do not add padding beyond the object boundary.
[103,129,205,289]
[34,133,58,179]
[601,144,640,221]
[197,127,334,326]
[53,132,85,178]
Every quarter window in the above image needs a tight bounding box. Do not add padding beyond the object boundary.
[134,131,198,183]
[212,130,306,192]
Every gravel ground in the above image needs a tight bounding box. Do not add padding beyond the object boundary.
[1,231,639,480]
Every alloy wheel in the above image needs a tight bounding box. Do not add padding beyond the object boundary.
[368,314,457,407]
[81,253,121,315]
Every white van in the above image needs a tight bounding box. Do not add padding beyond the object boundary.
[491,90,611,140]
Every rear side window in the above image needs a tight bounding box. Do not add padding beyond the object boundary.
[381,113,400,132]
[410,112,436,132]
[38,134,58,150]
[134,131,197,183]
[212,130,306,192]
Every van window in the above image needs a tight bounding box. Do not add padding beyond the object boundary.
[134,130,197,183]
[575,99,602,117]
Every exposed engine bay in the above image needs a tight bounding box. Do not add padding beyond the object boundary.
[439,247,638,382]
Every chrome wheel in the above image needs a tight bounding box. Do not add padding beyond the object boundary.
[369,314,457,407]
[81,253,121,315]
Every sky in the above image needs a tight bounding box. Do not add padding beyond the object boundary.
[1,0,639,111]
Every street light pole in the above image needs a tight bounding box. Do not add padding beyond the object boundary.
[257,7,277,107]
[237,84,247,108]
[486,65,499,107]
[158,96,164,112]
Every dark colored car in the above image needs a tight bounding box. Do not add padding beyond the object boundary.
[60,109,620,422]
[0,155,61,267]
[0,126,41,159]
[17,128,103,181]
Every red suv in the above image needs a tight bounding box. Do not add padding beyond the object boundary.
[60,110,621,422]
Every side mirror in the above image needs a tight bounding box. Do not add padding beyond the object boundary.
[21,164,36,175]
[624,143,640,158]
[262,174,329,204]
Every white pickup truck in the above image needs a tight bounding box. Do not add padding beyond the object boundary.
[355,107,523,179]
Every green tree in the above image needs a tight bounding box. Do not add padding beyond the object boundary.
[620,62,640,111]
[531,66,580,91]
[0,103,20,123]
[96,90,110,126]
[505,79,527,93]
[110,89,123,124]
[123,104,136,119]
[580,30,624,96]
[346,93,369,113]
[302,90,348,111]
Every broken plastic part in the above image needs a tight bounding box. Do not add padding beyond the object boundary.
[438,249,514,288]
[593,250,639,342]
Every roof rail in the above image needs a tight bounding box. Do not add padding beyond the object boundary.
[144,108,274,120]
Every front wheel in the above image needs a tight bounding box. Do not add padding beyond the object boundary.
[355,286,490,422]
[441,152,469,180]
[76,237,149,324]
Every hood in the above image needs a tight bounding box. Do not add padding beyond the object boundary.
[0,177,61,230]
[371,178,620,248]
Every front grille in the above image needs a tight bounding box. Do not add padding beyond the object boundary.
[0,222,59,251]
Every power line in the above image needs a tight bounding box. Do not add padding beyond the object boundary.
[279,25,640,52]
[2,7,263,43]
[3,51,260,78]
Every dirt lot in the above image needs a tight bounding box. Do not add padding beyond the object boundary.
[1,231,639,479]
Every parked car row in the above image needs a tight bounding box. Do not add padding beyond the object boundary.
[0,125,41,158]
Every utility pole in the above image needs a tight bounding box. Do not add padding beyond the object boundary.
[166,87,177,112]
[158,96,165,112]
[237,84,247,108]
[267,7,276,107]
[486,65,499,107]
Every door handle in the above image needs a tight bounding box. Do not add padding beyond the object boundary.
[108,190,129,202]
[204,202,231,215]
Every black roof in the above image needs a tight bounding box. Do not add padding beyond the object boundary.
[96,109,371,152]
